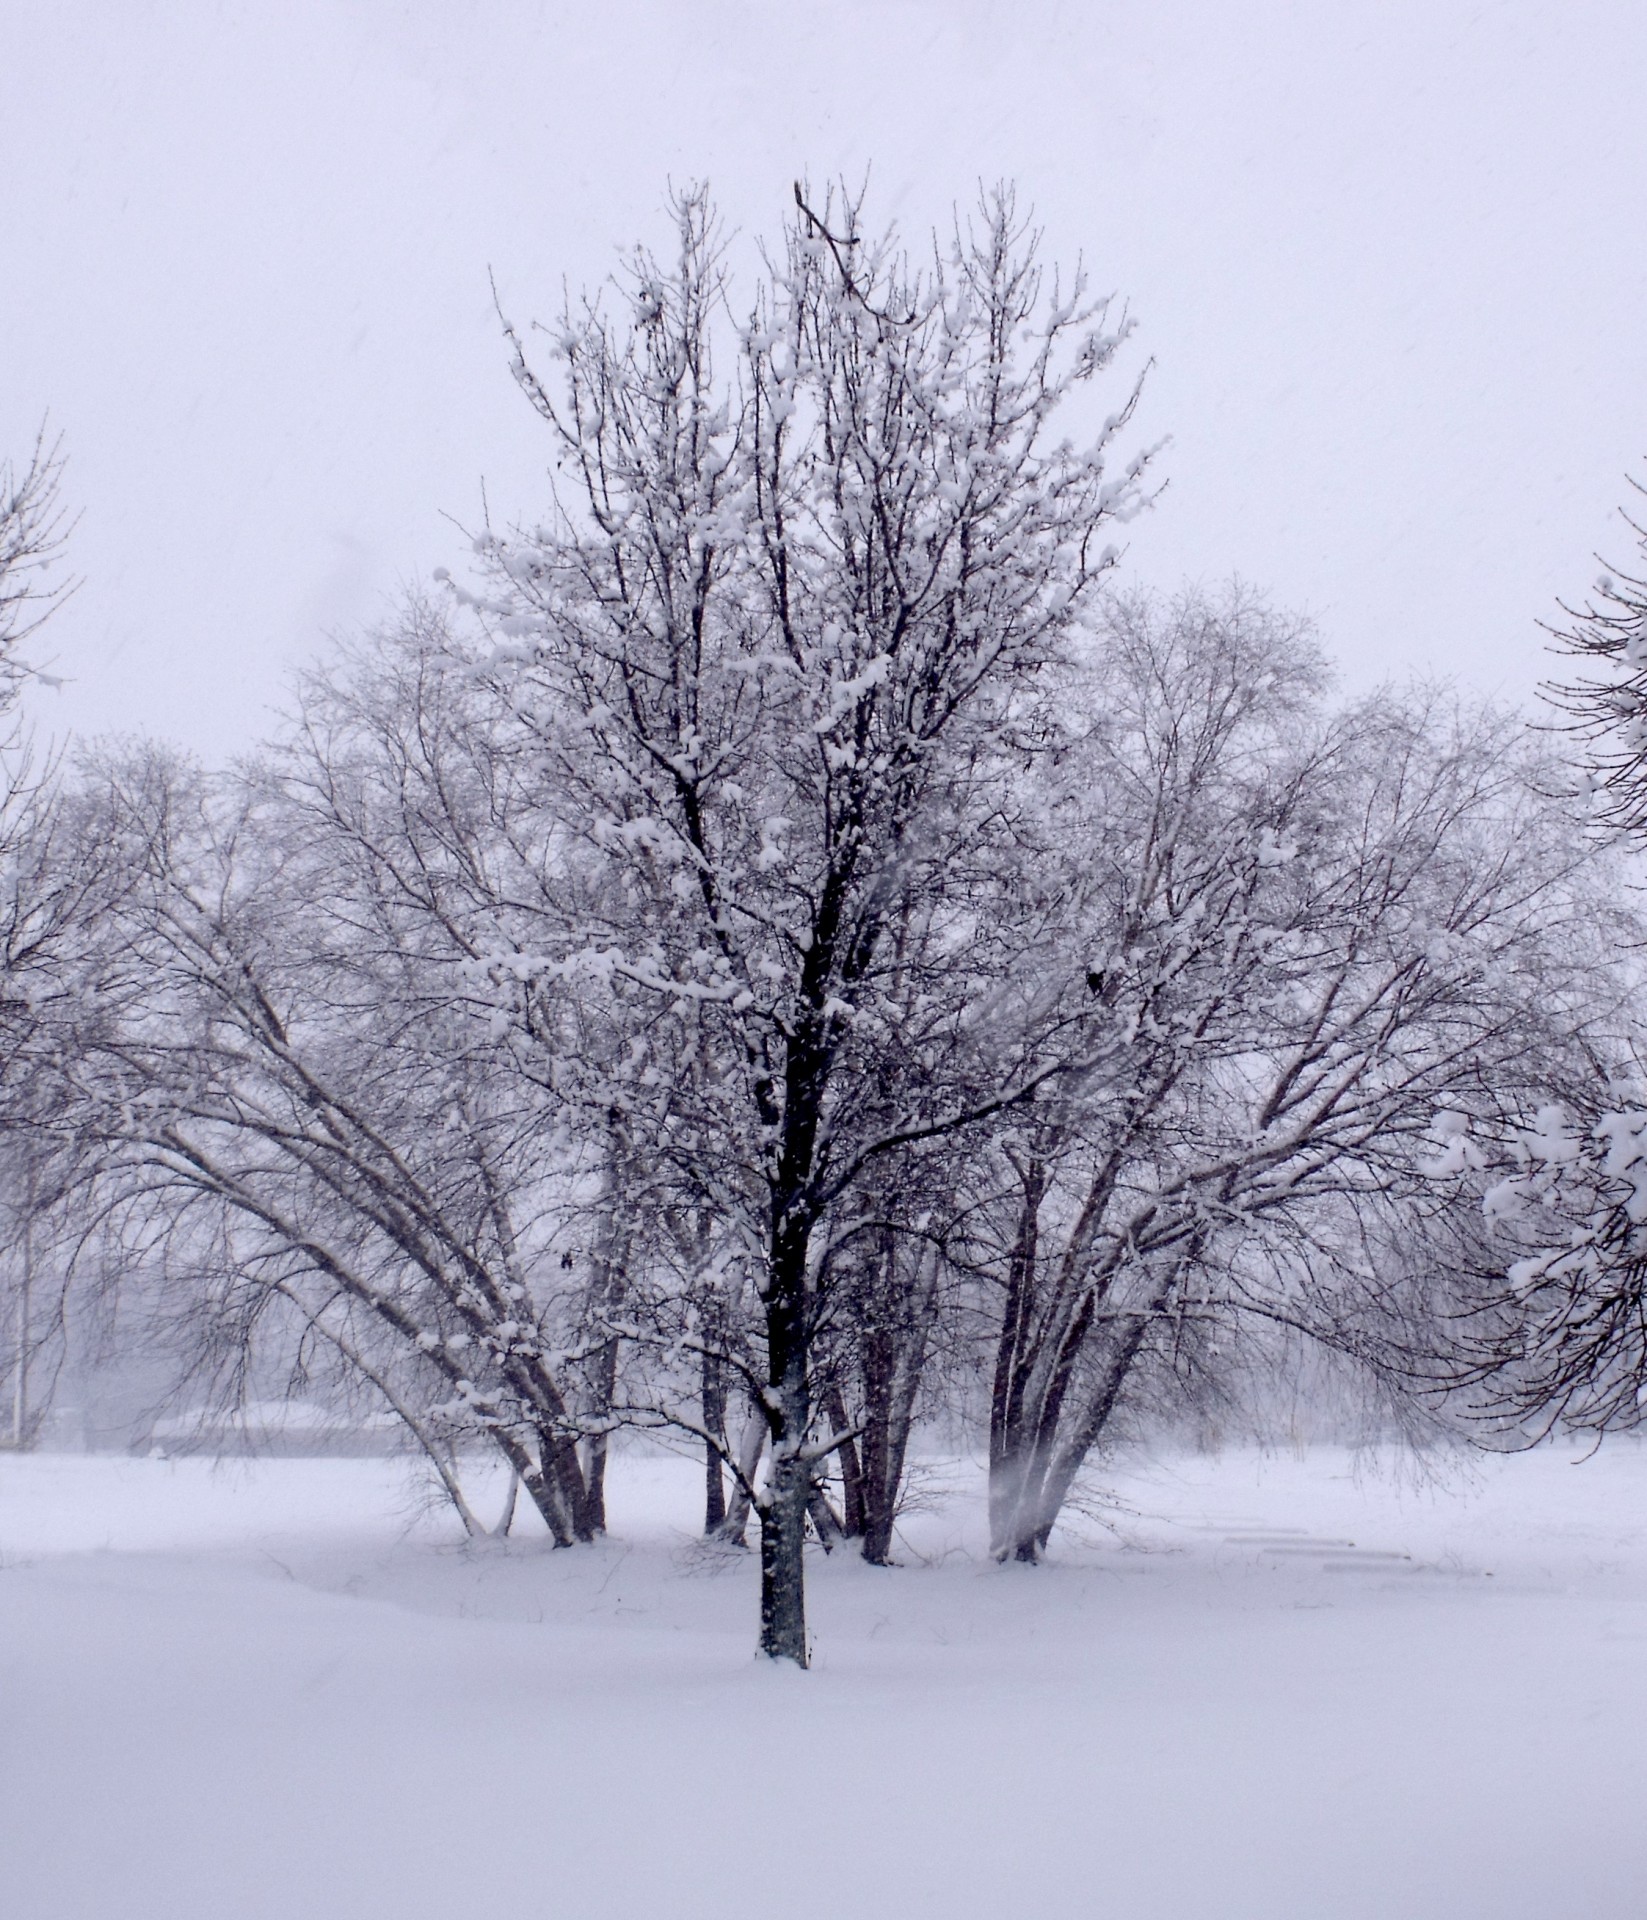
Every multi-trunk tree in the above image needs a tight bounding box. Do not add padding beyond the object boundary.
[53,653,622,1541]
[968,589,1620,1558]
[461,182,1154,1660]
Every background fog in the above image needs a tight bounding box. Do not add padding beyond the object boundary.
[5,0,1647,752]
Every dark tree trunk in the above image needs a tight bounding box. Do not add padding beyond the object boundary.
[806,1480,844,1551]
[582,1436,608,1534]
[758,1441,809,1663]
[860,1488,897,1564]
[581,1335,619,1535]
[520,1459,578,1546]
[857,1312,897,1562]
[824,1235,939,1566]
[989,1159,1046,1554]
[701,1345,727,1534]
[496,1386,596,1545]
[577,1122,630,1538]
[860,1381,917,1567]
[758,1207,812,1665]
[542,1427,598,1544]
[754,944,841,1664]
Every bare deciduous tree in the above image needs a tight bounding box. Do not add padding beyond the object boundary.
[965,590,1618,1558]
[56,664,616,1540]
[1421,481,1647,1438]
[0,426,75,711]
[0,425,79,1445]
[462,181,1154,1660]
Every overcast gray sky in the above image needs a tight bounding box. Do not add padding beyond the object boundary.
[6,0,1646,754]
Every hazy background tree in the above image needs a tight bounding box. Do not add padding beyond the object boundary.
[0,426,74,710]
[47,671,613,1538]
[0,425,77,1449]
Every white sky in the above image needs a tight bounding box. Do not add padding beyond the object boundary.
[5,0,1647,754]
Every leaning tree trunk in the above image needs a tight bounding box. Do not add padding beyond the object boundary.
[1031,1262,1186,1550]
[990,1247,1187,1560]
[987,1171,1148,1561]
[525,1424,599,1545]
[854,1239,939,1565]
[988,1254,1110,1564]
[717,1398,767,1545]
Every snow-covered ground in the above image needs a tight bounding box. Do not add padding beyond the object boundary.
[4,1443,1646,1919]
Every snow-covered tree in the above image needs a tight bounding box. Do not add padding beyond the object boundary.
[56,653,623,1540]
[0,427,74,714]
[1546,472,1647,835]
[29,180,1623,1646]
[0,773,107,1450]
[1425,1096,1647,1437]
[1424,484,1647,1437]
[965,590,1617,1558]
[459,182,1154,1659]
[0,426,78,1445]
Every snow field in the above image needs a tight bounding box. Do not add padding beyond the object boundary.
[3,1444,1646,1919]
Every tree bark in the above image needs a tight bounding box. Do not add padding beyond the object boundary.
[854,1239,937,1565]
[717,1400,767,1545]
[989,1159,1046,1553]
[758,1209,812,1664]
[823,1380,863,1537]
[525,1427,597,1546]
[580,1334,619,1535]
[758,1444,809,1664]
[575,1347,615,1536]
[990,1253,1184,1560]
[701,1344,727,1534]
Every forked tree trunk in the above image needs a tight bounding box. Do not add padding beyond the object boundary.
[525,1427,598,1546]
[516,1459,578,1545]
[989,1253,1185,1561]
